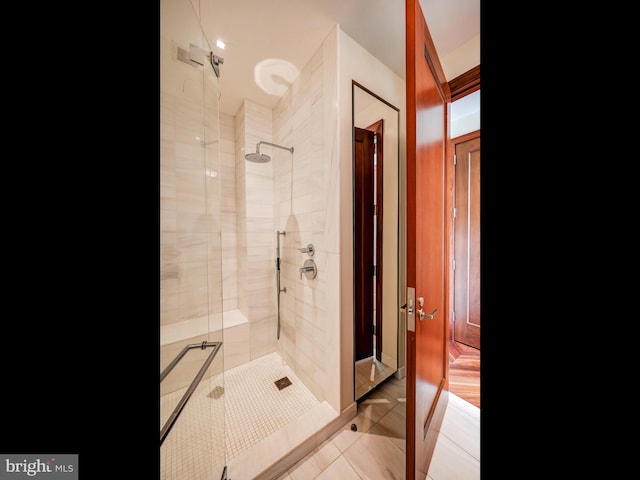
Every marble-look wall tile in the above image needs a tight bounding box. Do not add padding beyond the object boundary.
[160,287,179,327]
[160,59,227,331]
[222,323,250,370]
[324,252,342,410]
[269,29,345,407]
[176,232,207,264]
[219,112,238,313]
[322,31,339,257]
[173,99,205,146]
[250,317,276,359]
[178,261,209,320]
[175,169,207,235]
[234,107,249,319]
[160,92,176,143]
[242,100,277,355]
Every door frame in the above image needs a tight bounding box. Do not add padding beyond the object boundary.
[445,68,480,357]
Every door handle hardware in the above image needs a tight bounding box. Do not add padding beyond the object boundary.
[416,296,437,320]
[419,308,438,320]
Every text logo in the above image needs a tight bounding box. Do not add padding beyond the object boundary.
[0,455,77,480]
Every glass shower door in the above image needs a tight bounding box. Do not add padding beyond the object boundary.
[160,0,225,478]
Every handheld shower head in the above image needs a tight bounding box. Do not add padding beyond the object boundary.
[245,141,294,163]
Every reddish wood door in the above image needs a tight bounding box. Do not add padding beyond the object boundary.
[453,135,480,349]
[354,126,376,361]
[405,0,450,478]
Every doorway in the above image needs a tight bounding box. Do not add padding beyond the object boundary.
[354,121,383,363]
[452,134,480,349]
[446,74,480,409]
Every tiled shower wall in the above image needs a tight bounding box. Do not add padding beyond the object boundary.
[235,99,278,361]
[159,35,223,338]
[219,112,238,312]
[273,41,338,401]
[162,24,342,411]
[218,30,340,407]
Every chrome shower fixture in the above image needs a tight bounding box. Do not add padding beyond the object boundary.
[182,43,224,78]
[210,53,223,78]
[245,141,294,163]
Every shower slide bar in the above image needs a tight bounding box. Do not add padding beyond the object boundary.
[276,230,286,340]
[160,340,222,446]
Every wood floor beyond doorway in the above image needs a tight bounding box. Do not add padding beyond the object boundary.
[449,340,480,408]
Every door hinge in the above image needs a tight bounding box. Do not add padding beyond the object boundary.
[453,153,457,166]
[453,207,456,219]
[452,259,456,271]
[372,265,377,276]
[372,204,377,216]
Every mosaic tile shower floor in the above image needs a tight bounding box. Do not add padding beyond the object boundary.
[160,352,320,479]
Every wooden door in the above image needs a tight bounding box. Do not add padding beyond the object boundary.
[354,126,375,361]
[453,134,480,349]
[405,0,450,478]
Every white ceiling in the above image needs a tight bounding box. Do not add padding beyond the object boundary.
[195,0,480,116]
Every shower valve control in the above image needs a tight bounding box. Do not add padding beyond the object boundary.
[298,244,315,256]
[299,259,317,279]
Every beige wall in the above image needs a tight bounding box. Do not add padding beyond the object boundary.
[441,33,480,81]
[338,27,407,412]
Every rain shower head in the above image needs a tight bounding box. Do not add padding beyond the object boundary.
[245,141,294,163]
[245,145,271,163]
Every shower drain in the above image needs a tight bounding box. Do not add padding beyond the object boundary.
[274,376,292,390]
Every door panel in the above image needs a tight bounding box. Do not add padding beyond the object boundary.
[405,0,450,478]
[354,126,376,361]
[453,136,481,348]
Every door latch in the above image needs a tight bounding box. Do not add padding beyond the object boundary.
[406,287,415,332]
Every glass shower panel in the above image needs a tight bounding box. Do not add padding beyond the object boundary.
[160,0,225,478]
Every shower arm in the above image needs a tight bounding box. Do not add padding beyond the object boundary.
[257,141,294,154]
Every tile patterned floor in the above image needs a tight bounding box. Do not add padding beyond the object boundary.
[355,355,397,400]
[160,352,321,480]
[277,375,480,480]
[222,352,320,459]
[161,354,480,480]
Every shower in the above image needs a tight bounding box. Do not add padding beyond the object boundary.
[245,141,294,163]
[162,1,339,477]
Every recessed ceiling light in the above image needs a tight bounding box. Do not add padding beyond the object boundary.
[216,40,225,49]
